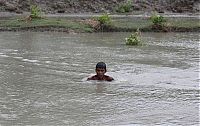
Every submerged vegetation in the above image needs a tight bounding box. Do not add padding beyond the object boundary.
[125,29,142,46]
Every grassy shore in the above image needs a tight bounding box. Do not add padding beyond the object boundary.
[0,16,199,32]
[0,17,93,32]
[112,17,200,32]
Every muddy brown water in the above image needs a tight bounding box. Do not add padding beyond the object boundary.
[0,32,199,125]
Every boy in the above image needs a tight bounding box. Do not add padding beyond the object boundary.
[87,62,114,81]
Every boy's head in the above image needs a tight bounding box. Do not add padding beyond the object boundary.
[95,62,107,78]
[96,62,106,71]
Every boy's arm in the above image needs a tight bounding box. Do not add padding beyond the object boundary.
[107,76,114,81]
[87,77,92,80]
[87,75,96,81]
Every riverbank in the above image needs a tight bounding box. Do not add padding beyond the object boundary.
[0,13,199,33]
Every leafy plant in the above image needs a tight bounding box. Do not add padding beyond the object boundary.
[30,5,41,19]
[125,29,141,46]
[97,13,111,25]
[150,13,166,25]
[116,0,132,13]
[149,12,170,31]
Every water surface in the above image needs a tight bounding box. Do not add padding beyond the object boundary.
[0,32,199,125]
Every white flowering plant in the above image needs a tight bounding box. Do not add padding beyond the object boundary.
[125,29,141,46]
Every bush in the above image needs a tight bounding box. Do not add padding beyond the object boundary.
[30,5,41,19]
[125,29,141,46]
[150,12,170,31]
[150,13,166,25]
[116,0,132,13]
[97,13,111,25]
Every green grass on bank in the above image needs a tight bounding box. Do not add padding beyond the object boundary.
[112,18,152,29]
[0,17,93,32]
[0,17,199,32]
[112,18,200,29]
[167,18,200,28]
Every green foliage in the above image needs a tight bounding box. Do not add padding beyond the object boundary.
[30,5,41,18]
[116,0,132,13]
[150,13,166,25]
[125,29,141,46]
[97,13,111,25]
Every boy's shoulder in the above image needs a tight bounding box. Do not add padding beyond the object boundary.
[87,75,98,80]
[87,75,114,81]
[104,75,114,81]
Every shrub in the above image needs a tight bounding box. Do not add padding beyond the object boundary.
[116,0,132,13]
[97,13,111,25]
[150,12,170,31]
[30,5,41,19]
[150,13,166,25]
[125,29,142,46]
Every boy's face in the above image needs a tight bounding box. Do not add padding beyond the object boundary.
[96,68,106,78]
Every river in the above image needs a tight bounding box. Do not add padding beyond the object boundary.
[0,32,199,125]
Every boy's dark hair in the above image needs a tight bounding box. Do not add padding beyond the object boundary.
[96,62,106,70]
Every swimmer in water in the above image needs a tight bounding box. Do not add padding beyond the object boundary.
[87,62,114,81]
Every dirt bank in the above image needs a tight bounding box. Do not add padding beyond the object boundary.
[0,0,199,14]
